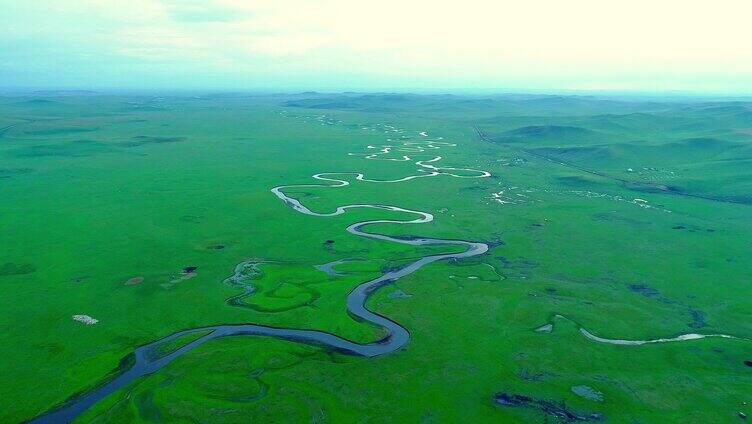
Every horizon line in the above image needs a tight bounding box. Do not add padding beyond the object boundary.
[2,86,752,100]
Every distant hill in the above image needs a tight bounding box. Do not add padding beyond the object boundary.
[529,137,749,167]
[282,93,666,117]
[485,124,601,145]
[284,94,421,111]
[525,136,752,204]
[503,125,593,138]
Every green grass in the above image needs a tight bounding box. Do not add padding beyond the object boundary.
[1,92,751,423]
[153,330,213,359]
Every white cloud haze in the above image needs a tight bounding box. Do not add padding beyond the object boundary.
[1,0,751,93]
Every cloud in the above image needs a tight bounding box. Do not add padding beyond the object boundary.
[1,0,751,92]
[162,0,250,22]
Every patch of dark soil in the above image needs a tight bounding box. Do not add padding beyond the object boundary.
[688,308,707,329]
[25,127,98,136]
[13,141,113,157]
[495,256,538,278]
[628,283,660,297]
[0,262,36,276]
[625,181,684,194]
[671,224,716,233]
[16,99,62,106]
[0,168,32,179]
[493,392,604,422]
[122,135,186,147]
[487,240,506,248]
[691,259,709,269]
[459,185,487,192]
[125,276,144,285]
[179,215,203,224]
[485,234,506,248]
[516,369,557,382]
[628,283,675,305]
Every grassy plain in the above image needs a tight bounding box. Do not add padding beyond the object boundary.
[1,92,751,423]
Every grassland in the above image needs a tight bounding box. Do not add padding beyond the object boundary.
[1,92,751,423]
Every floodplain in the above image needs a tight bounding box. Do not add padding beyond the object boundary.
[1,92,751,423]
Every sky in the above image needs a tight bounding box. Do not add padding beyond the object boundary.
[1,0,751,94]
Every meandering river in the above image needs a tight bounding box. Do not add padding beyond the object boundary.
[29,134,491,423]
[28,130,747,423]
